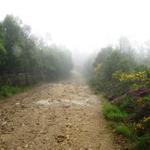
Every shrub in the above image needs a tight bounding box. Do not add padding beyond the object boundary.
[102,102,128,121]
[115,123,133,138]
[0,85,20,98]
[117,96,135,112]
[135,134,150,150]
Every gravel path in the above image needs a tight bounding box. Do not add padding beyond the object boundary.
[0,73,120,150]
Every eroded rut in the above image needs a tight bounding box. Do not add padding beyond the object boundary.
[0,75,120,150]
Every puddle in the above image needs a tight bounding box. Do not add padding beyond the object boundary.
[71,100,89,106]
[36,100,51,106]
[36,98,90,106]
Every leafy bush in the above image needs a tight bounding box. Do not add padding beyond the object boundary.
[115,123,133,138]
[0,85,20,98]
[118,96,133,110]
[113,70,150,89]
[92,48,136,97]
[103,102,128,121]
[135,134,150,150]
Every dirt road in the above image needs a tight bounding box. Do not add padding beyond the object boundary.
[0,73,120,150]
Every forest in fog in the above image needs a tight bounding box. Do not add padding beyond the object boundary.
[0,15,73,86]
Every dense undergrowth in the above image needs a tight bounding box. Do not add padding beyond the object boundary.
[0,85,20,98]
[85,39,150,150]
[0,85,32,99]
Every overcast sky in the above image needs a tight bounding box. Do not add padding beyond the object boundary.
[0,0,150,54]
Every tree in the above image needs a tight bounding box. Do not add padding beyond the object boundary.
[0,15,73,84]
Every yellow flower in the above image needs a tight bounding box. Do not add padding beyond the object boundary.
[113,71,149,83]
[137,98,144,104]
[136,123,144,130]
[143,116,150,122]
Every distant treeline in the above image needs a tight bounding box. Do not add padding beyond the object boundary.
[0,15,73,85]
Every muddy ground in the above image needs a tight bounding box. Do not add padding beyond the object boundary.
[0,73,121,150]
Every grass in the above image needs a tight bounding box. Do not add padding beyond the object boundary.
[135,134,150,150]
[102,102,128,121]
[0,85,20,98]
[101,98,150,150]
[115,123,133,138]
[0,85,28,99]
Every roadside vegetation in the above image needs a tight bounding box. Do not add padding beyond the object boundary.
[0,15,73,99]
[85,37,150,150]
[0,85,21,99]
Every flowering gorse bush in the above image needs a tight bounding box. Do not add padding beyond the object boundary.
[135,115,150,135]
[113,71,149,82]
[113,70,150,89]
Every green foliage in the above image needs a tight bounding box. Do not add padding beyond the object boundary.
[102,102,128,121]
[92,47,136,97]
[115,123,133,138]
[100,50,135,80]
[82,54,95,80]
[0,85,20,98]
[88,41,150,149]
[0,15,73,85]
[143,95,150,102]
[135,134,150,150]
[94,46,113,66]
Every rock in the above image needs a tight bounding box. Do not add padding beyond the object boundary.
[24,144,28,148]
[55,135,66,143]
[17,146,22,150]
[1,121,7,126]
[16,102,20,105]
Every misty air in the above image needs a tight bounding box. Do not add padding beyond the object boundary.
[0,0,150,150]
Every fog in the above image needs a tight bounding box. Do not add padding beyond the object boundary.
[1,1,150,149]
[1,0,150,66]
